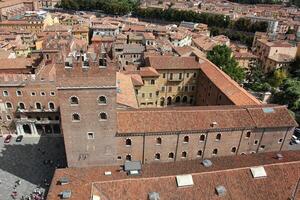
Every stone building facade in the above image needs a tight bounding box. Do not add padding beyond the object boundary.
[56,49,118,167]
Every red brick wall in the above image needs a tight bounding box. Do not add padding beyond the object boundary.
[116,127,292,164]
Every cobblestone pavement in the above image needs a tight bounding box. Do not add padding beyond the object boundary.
[0,136,66,200]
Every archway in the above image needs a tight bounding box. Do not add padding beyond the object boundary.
[45,125,52,134]
[23,124,31,134]
[160,97,165,107]
[167,97,172,105]
[175,96,181,103]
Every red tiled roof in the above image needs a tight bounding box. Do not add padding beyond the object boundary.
[199,59,261,106]
[47,151,300,200]
[116,105,297,134]
[116,72,138,109]
[247,106,298,128]
[146,56,201,70]
[139,67,159,77]
[130,74,143,86]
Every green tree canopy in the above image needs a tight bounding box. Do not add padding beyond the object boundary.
[207,45,245,83]
[272,78,300,111]
[289,57,300,78]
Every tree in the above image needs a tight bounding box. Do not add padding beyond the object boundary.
[245,64,272,92]
[269,69,288,87]
[207,45,245,83]
[289,57,300,78]
[272,78,300,111]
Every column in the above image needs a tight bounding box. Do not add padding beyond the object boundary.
[51,125,55,134]
[30,123,38,136]
[16,123,24,135]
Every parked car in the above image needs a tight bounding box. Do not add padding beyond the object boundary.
[4,135,12,143]
[16,135,23,142]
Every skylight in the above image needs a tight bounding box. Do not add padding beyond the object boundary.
[250,166,267,178]
[176,174,194,187]
[262,107,275,113]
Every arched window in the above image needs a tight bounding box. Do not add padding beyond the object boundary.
[72,113,80,121]
[246,131,251,138]
[35,102,42,110]
[175,96,181,103]
[183,136,189,143]
[168,152,174,159]
[98,96,107,104]
[216,133,221,141]
[155,153,160,160]
[231,147,237,153]
[16,90,22,96]
[49,102,55,110]
[19,102,25,110]
[212,148,218,155]
[200,134,205,142]
[197,150,203,157]
[156,137,162,145]
[99,112,108,120]
[181,151,187,158]
[126,154,131,161]
[5,102,12,109]
[70,96,79,105]
[125,138,132,146]
[182,96,188,103]
[160,97,165,106]
[167,96,172,105]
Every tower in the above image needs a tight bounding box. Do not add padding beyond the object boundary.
[56,48,118,167]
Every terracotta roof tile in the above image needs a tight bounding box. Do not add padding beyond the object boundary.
[47,151,300,200]
[116,72,138,109]
[199,59,261,105]
[117,105,296,134]
[146,56,201,70]
[139,67,159,77]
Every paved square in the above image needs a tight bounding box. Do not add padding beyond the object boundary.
[0,136,66,200]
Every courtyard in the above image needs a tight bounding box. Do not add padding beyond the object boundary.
[0,136,66,200]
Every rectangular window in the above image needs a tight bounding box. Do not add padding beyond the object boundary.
[150,80,155,85]
[161,87,165,92]
[170,73,173,80]
[184,86,188,92]
[87,132,94,139]
[163,73,166,78]
[186,73,190,78]
[149,93,153,98]
[179,73,182,79]
[178,86,181,91]
[168,87,172,92]
[142,93,145,98]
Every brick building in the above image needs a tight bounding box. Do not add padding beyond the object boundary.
[116,105,296,164]
[47,151,300,200]
[56,47,118,167]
